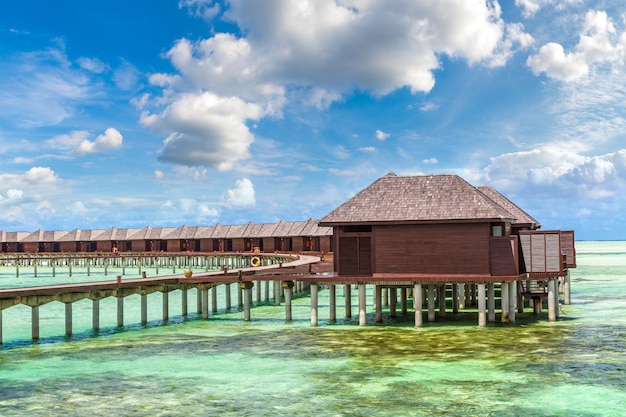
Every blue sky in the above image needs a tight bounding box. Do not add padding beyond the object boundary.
[1,0,625,240]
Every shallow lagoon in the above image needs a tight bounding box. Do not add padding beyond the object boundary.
[1,241,625,416]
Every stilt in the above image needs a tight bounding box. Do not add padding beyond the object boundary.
[202,288,209,319]
[181,288,188,317]
[375,285,383,323]
[487,283,496,322]
[329,284,336,322]
[211,287,218,313]
[383,287,388,307]
[141,294,148,325]
[438,285,446,318]
[117,296,124,327]
[564,270,571,305]
[508,281,516,323]
[256,280,261,303]
[477,283,486,327]
[501,282,509,323]
[533,297,542,315]
[241,282,253,321]
[283,281,294,321]
[264,280,270,301]
[225,283,232,310]
[548,279,557,321]
[401,287,408,315]
[0,309,3,344]
[359,284,367,326]
[414,283,423,327]
[92,299,100,331]
[390,287,397,318]
[452,284,459,314]
[65,302,72,336]
[274,281,281,306]
[238,286,243,308]
[459,284,465,309]
[471,284,477,306]
[344,284,352,318]
[427,284,436,322]
[311,284,318,327]
[163,291,169,322]
[32,306,40,340]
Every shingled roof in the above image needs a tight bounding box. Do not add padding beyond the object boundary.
[319,173,517,226]
[477,186,541,229]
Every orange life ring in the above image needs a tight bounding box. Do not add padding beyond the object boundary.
[251,257,261,267]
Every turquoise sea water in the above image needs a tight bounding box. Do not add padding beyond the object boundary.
[1,241,625,416]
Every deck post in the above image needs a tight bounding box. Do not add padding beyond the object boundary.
[0,309,3,344]
[477,283,486,327]
[501,282,510,323]
[274,281,281,306]
[65,302,72,336]
[427,285,436,322]
[310,284,319,327]
[564,271,571,305]
[240,282,254,321]
[283,281,294,321]
[92,299,100,331]
[452,284,459,314]
[212,287,218,313]
[163,291,169,322]
[383,287,388,307]
[458,284,465,309]
[358,284,367,326]
[508,281,516,323]
[390,287,397,318]
[256,280,261,303]
[32,306,40,340]
[344,284,352,318]
[181,288,188,317]
[117,296,124,327]
[487,283,496,322]
[329,284,336,322]
[141,294,147,325]
[202,288,209,319]
[375,285,383,323]
[238,286,243,308]
[414,284,423,327]
[548,279,557,321]
[464,284,471,308]
[438,285,446,318]
[401,287,408,315]
[264,280,270,301]
[225,283,232,310]
[196,288,202,314]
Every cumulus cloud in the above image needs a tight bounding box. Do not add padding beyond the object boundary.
[527,11,623,82]
[375,130,390,141]
[146,0,528,170]
[75,128,123,155]
[221,178,256,210]
[359,146,376,153]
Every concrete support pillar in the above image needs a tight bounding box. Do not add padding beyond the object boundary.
[240,282,254,321]
[181,288,188,317]
[401,287,408,315]
[256,280,261,303]
[509,281,516,323]
[438,285,446,318]
[225,283,232,311]
[65,302,72,336]
[427,284,436,322]
[471,284,477,306]
[196,288,202,314]
[141,294,148,325]
[92,299,100,331]
[564,271,571,305]
[358,284,367,326]
[117,296,124,327]
[202,288,209,319]
[264,280,270,302]
[452,284,459,314]
[458,284,465,309]
[477,283,486,327]
[383,287,388,307]
[375,285,383,323]
[163,291,169,322]
[548,279,557,321]
[414,284,423,327]
[501,282,510,323]
[533,297,542,315]
[344,284,352,318]
[464,284,471,308]
[32,306,40,340]
[390,288,397,318]
[283,281,294,321]
[329,284,336,322]
[310,284,319,327]
[212,287,218,313]
[487,283,496,322]
[274,281,281,306]
[238,286,243,308]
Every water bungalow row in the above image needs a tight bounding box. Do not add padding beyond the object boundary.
[0,218,333,254]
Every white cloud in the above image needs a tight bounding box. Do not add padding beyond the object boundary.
[527,11,624,82]
[359,146,376,153]
[375,129,390,141]
[23,167,59,184]
[221,178,256,210]
[141,92,263,171]
[154,170,165,179]
[75,128,123,155]
[77,57,107,73]
[423,158,439,164]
